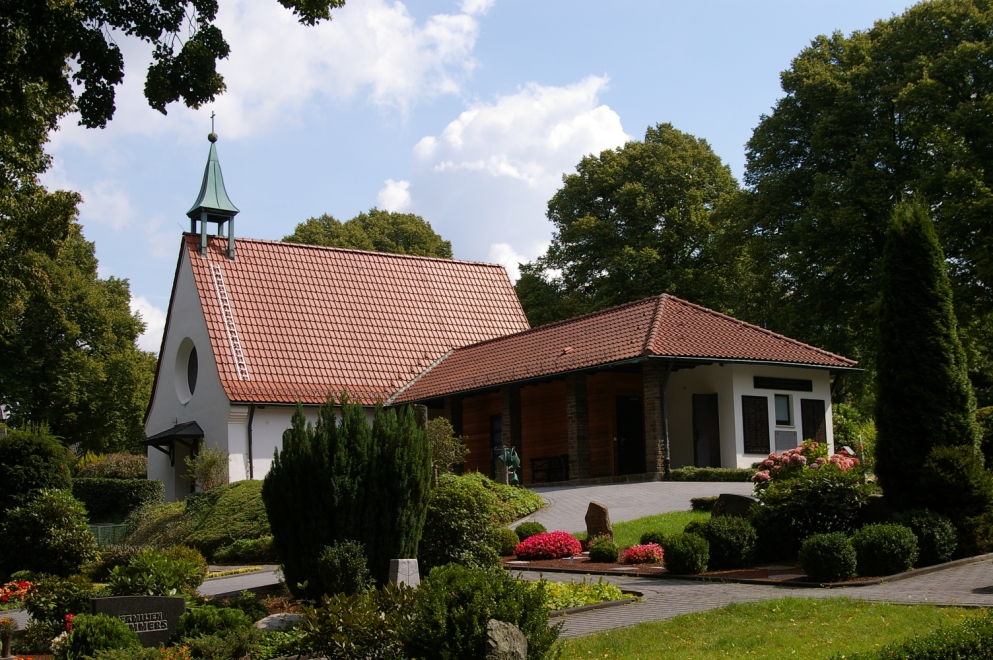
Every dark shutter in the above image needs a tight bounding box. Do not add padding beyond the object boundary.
[801,399,827,445]
[742,395,770,454]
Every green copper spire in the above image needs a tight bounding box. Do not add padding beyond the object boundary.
[187,132,239,219]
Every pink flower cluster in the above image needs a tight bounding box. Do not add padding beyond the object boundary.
[621,543,664,565]
[752,441,861,486]
[514,531,582,560]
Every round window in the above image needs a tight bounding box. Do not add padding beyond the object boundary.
[175,338,198,404]
[187,346,198,395]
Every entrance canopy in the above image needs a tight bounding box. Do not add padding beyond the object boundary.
[141,421,203,466]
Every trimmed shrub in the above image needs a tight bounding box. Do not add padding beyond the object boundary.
[25,575,98,624]
[181,481,272,558]
[842,609,993,659]
[0,424,72,512]
[639,531,668,547]
[86,545,145,582]
[0,489,98,578]
[960,510,993,557]
[918,445,993,521]
[979,406,993,468]
[451,473,544,524]
[621,544,664,564]
[666,467,754,482]
[419,475,500,572]
[174,604,252,641]
[404,565,560,660]
[892,509,958,567]
[107,548,203,596]
[184,627,264,659]
[514,521,547,542]
[588,537,619,563]
[316,539,371,596]
[852,524,919,577]
[663,534,709,575]
[493,528,521,557]
[695,516,757,570]
[798,533,857,583]
[58,613,140,660]
[75,454,147,479]
[161,546,208,593]
[213,536,277,564]
[217,590,269,622]
[690,496,718,512]
[72,478,164,524]
[514,531,582,560]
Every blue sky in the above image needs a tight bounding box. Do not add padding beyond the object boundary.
[42,0,915,353]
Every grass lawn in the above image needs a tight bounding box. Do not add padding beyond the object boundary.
[575,511,711,548]
[558,597,974,659]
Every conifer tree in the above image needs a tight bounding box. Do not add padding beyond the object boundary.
[875,201,981,510]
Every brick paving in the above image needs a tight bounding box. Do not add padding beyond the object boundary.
[520,481,755,532]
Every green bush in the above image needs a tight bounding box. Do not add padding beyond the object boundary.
[0,424,72,512]
[690,496,718,512]
[12,619,64,655]
[449,473,544,523]
[174,604,253,641]
[161,546,208,593]
[666,467,754,482]
[0,489,98,578]
[852,524,919,577]
[798,533,857,583]
[405,565,561,660]
[86,545,145,582]
[72,478,164,524]
[892,509,958,567]
[107,548,203,596]
[663,534,709,575]
[217,590,269,623]
[979,406,993,468]
[514,521,546,542]
[75,454,147,479]
[25,574,99,624]
[213,536,277,564]
[695,516,757,570]
[841,609,993,659]
[316,539,371,596]
[58,613,140,660]
[184,627,264,659]
[419,475,500,572]
[181,481,272,558]
[123,500,190,548]
[639,531,668,546]
[588,537,619,563]
[493,527,521,557]
[960,510,993,557]
[918,445,993,522]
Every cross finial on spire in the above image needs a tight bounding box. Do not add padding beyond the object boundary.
[211,111,215,133]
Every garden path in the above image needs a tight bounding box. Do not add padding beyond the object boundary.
[516,556,993,638]
[520,481,755,533]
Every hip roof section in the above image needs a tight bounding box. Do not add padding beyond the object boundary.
[186,234,529,404]
[396,294,857,402]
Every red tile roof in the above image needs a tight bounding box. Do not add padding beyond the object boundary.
[185,234,529,404]
[395,294,857,402]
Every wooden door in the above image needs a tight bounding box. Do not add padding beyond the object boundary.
[801,399,827,445]
[616,396,645,475]
[692,393,721,468]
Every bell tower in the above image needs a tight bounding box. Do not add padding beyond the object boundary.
[188,129,239,259]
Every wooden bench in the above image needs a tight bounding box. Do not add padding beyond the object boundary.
[530,454,570,483]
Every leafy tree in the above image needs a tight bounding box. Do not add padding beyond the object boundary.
[284,208,453,258]
[517,123,743,326]
[875,201,981,510]
[0,223,156,453]
[426,417,469,480]
[743,0,993,399]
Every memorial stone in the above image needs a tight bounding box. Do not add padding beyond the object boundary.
[91,596,186,648]
[389,559,420,588]
[711,493,759,518]
[585,501,612,539]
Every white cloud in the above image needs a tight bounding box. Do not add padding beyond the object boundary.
[79,182,137,230]
[131,295,168,354]
[377,179,412,211]
[461,0,495,15]
[489,242,533,282]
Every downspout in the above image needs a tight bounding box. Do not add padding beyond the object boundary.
[661,359,674,478]
[247,404,255,480]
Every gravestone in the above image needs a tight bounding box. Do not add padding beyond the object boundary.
[585,501,612,539]
[91,596,186,648]
[711,493,759,518]
[485,619,527,660]
[389,559,420,588]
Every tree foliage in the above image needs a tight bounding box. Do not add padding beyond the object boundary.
[284,208,453,258]
[427,417,469,479]
[0,423,72,512]
[0,223,157,453]
[516,123,743,326]
[875,201,981,509]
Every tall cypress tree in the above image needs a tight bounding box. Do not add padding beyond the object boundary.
[875,201,980,510]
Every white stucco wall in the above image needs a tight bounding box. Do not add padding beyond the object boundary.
[145,248,231,501]
[665,364,736,469]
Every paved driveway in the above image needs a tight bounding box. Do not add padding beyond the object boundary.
[519,481,756,533]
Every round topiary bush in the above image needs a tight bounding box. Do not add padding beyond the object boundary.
[58,613,141,659]
[697,516,757,570]
[0,424,72,512]
[639,531,667,546]
[851,524,919,576]
[514,522,547,542]
[492,528,521,557]
[317,539,371,596]
[798,533,857,583]
[663,534,709,575]
[418,478,500,571]
[513,531,582,560]
[587,537,619,563]
[892,509,958,567]
[0,489,98,578]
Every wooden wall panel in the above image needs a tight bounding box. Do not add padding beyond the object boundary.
[461,392,501,476]
[586,373,644,478]
[520,381,568,484]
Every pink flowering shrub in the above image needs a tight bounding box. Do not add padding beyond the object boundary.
[621,544,664,564]
[752,441,860,490]
[514,531,582,560]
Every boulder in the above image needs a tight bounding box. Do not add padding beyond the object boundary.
[485,619,527,660]
[585,501,612,540]
[711,493,759,518]
[254,613,301,631]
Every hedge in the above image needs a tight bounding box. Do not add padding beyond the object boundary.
[843,610,993,659]
[667,467,754,482]
[72,478,164,524]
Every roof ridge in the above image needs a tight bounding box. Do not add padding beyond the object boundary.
[642,295,666,356]
[660,294,858,366]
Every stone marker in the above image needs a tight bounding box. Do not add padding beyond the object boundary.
[585,501,612,539]
[91,596,186,648]
[711,493,759,518]
[389,559,420,588]
[485,619,527,660]
[254,613,302,631]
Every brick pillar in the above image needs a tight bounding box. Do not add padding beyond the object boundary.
[444,396,464,438]
[643,360,672,476]
[500,386,522,454]
[566,374,591,479]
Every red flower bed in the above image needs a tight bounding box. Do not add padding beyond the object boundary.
[514,531,582,560]
[621,543,664,564]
